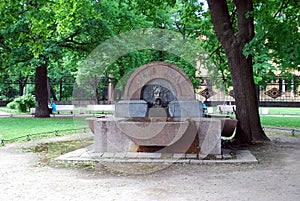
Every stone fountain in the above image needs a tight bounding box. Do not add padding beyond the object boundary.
[87,62,221,156]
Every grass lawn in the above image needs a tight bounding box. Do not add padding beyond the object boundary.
[0,117,88,141]
[260,107,300,115]
[0,107,23,114]
[260,116,300,129]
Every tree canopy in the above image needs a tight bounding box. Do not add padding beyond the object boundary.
[2,0,298,97]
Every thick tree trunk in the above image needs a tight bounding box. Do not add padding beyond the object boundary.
[207,0,269,143]
[35,64,50,118]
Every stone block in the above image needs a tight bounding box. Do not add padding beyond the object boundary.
[223,154,232,160]
[125,152,139,158]
[114,152,127,158]
[185,154,198,159]
[138,152,162,159]
[115,100,148,118]
[168,100,203,118]
[189,160,203,164]
[193,118,222,155]
[94,119,133,153]
[148,107,168,118]
[173,153,185,159]
[102,152,116,158]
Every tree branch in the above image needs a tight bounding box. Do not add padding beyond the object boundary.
[206,0,235,50]
[233,0,254,43]
[174,21,181,34]
[60,29,91,47]
[273,0,290,18]
[209,45,222,57]
[0,35,11,52]
[58,43,89,52]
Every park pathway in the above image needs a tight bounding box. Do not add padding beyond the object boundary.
[0,111,10,117]
[0,133,300,201]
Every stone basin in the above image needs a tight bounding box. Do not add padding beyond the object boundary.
[220,118,238,137]
[87,117,221,154]
[117,119,194,146]
[86,117,196,146]
[203,116,238,138]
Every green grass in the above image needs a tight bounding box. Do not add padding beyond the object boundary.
[22,139,94,168]
[260,116,300,129]
[260,107,300,115]
[0,117,88,140]
[0,106,21,114]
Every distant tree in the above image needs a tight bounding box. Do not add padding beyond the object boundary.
[0,0,99,117]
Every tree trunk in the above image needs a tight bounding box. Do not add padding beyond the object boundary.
[59,77,63,101]
[19,81,24,96]
[35,64,50,118]
[18,74,28,96]
[207,0,269,143]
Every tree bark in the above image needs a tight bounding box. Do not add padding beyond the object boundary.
[207,0,269,143]
[18,74,28,96]
[35,64,50,118]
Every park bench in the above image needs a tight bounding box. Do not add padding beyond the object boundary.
[217,105,236,114]
[30,105,75,115]
[87,104,115,115]
[30,108,36,115]
[55,105,75,114]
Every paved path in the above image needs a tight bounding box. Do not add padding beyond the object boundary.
[0,133,300,201]
[56,146,258,165]
[0,111,11,117]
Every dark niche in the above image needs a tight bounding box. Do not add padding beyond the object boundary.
[141,84,176,107]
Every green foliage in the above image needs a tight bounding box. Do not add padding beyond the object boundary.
[244,0,300,86]
[7,101,18,110]
[7,94,36,112]
[1,0,299,102]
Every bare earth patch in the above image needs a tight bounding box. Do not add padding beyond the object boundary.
[0,132,299,201]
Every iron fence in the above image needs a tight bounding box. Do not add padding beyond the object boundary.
[196,76,300,105]
[1,74,300,106]
[263,126,300,137]
[0,127,89,147]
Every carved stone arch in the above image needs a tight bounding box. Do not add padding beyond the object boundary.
[124,62,195,100]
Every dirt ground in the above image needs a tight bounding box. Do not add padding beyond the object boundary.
[0,132,300,201]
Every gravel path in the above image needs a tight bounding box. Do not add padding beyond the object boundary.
[0,133,300,201]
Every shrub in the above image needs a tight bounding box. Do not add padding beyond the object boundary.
[7,95,36,112]
[7,101,18,110]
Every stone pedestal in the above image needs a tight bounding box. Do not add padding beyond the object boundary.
[115,100,148,118]
[89,117,221,155]
[168,100,203,118]
[148,107,168,118]
[93,118,133,152]
[193,118,221,155]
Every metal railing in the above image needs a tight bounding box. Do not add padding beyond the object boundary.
[0,127,89,146]
[263,126,300,136]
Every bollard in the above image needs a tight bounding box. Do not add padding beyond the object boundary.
[291,129,295,136]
